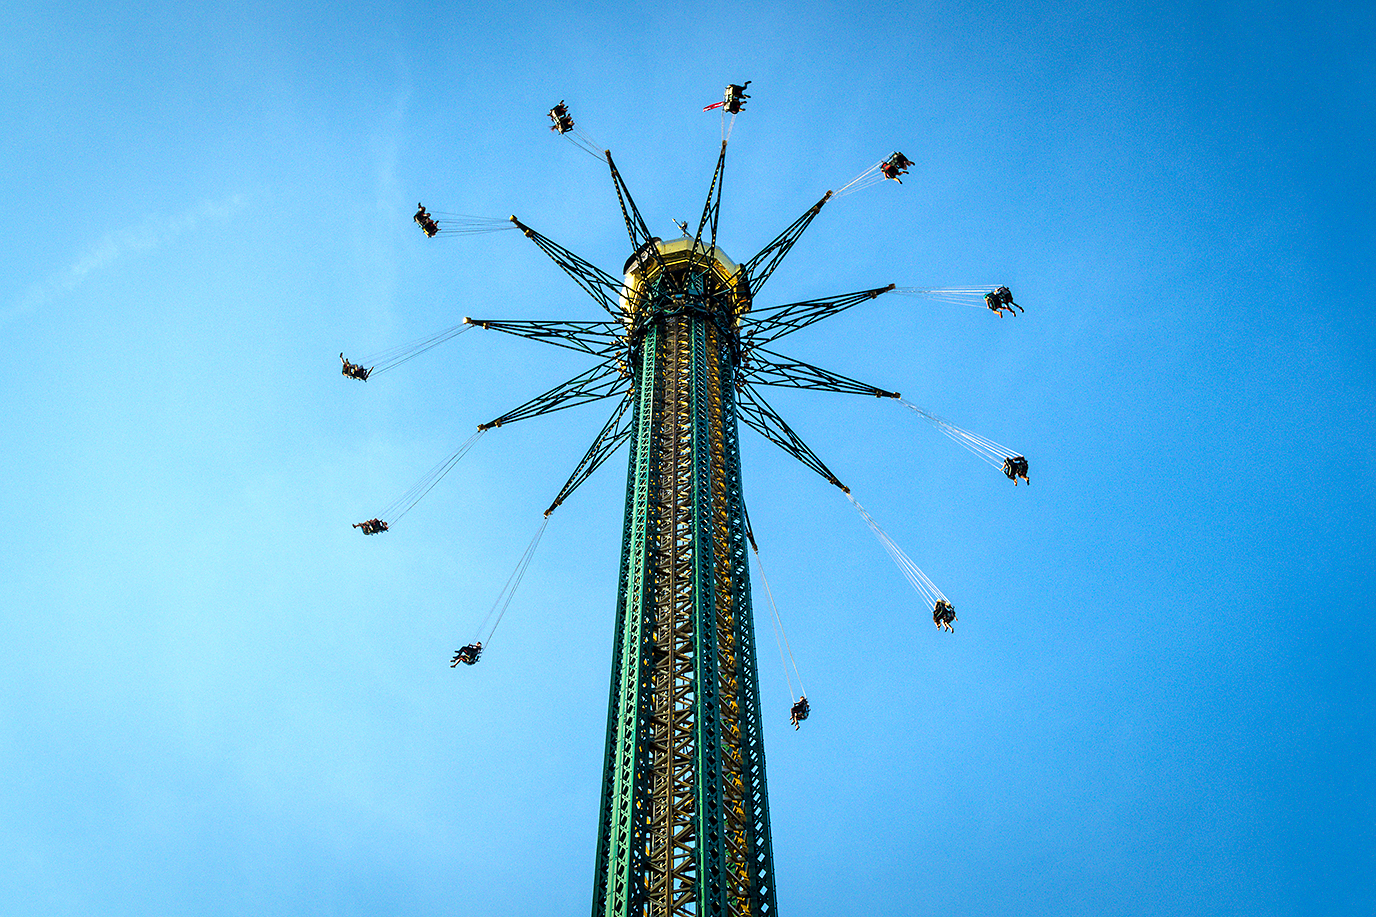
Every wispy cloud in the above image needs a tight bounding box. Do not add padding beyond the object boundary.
[3,195,247,326]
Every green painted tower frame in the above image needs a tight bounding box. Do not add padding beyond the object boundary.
[592,243,776,915]
[463,131,909,917]
[350,87,1028,917]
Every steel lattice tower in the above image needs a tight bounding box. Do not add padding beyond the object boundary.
[455,123,912,916]
[347,89,1026,917]
[592,239,775,916]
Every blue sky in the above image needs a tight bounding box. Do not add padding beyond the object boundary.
[2,2,1373,915]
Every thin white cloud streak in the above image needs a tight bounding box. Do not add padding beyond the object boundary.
[3,195,247,326]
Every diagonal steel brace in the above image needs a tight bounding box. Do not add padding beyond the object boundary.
[510,216,623,318]
[466,317,625,358]
[740,284,895,345]
[737,190,832,300]
[478,357,627,430]
[543,395,635,516]
[736,384,849,493]
[741,347,900,398]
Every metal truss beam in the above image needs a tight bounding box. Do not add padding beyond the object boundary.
[510,216,624,318]
[467,317,626,358]
[478,357,626,430]
[736,383,849,493]
[741,346,900,399]
[544,395,635,516]
[607,152,680,294]
[738,190,832,301]
[741,284,895,346]
[682,140,728,283]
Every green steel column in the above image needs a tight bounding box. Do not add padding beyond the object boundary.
[593,323,661,916]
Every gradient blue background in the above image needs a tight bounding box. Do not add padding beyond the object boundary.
[3,2,1372,914]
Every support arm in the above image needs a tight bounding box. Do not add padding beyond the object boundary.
[543,395,635,515]
[740,284,895,345]
[736,384,849,493]
[606,152,679,293]
[510,216,623,318]
[741,347,900,398]
[478,357,627,430]
[683,140,728,282]
[466,317,625,358]
[737,191,833,300]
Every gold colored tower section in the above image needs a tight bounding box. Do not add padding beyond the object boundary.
[619,239,750,329]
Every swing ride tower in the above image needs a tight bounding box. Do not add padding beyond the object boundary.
[348,89,1029,917]
[467,139,891,915]
[593,237,775,916]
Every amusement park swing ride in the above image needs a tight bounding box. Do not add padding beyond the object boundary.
[341,83,1029,917]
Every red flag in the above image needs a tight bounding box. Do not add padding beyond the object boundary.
[702,101,725,112]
